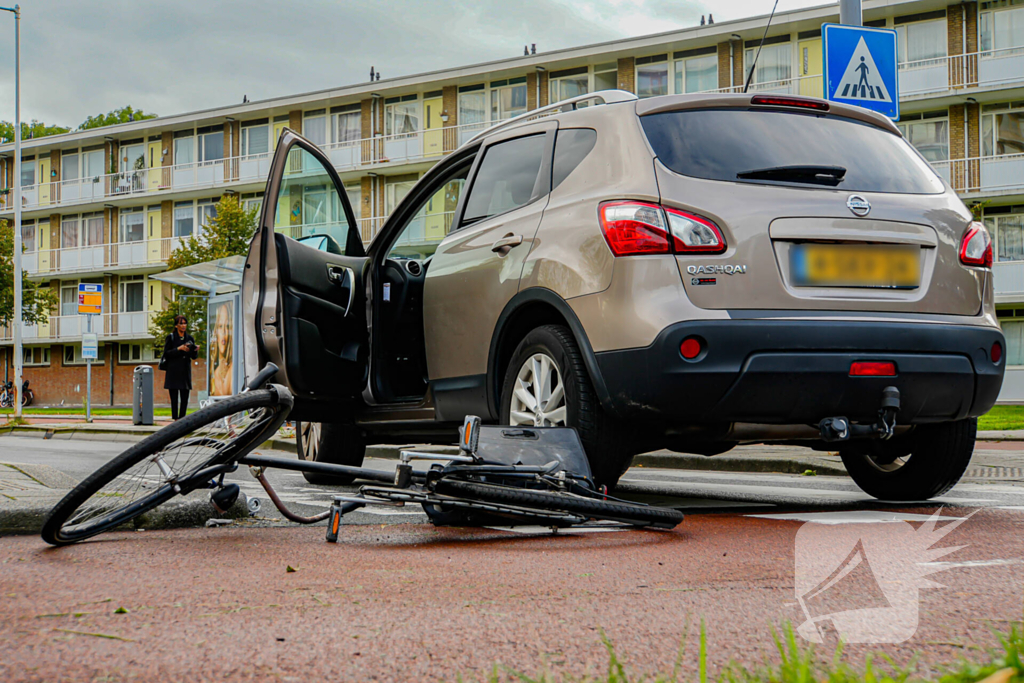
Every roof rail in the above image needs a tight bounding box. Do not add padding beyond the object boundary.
[461,89,638,148]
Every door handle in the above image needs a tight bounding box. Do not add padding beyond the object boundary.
[491,233,523,253]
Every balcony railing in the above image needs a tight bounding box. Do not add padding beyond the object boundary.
[704,74,824,97]
[0,310,155,344]
[21,236,183,278]
[931,153,1024,195]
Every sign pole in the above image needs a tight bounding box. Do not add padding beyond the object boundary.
[85,314,92,423]
[9,5,22,418]
[840,0,862,26]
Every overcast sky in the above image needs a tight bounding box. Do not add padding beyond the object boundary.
[0,0,829,127]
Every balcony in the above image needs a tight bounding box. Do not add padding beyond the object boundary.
[22,236,182,278]
[932,153,1024,195]
[0,311,155,345]
[705,74,824,97]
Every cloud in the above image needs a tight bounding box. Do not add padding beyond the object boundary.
[0,0,826,126]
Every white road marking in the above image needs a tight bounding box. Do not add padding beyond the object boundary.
[486,523,628,535]
[920,559,1023,569]
[747,510,967,524]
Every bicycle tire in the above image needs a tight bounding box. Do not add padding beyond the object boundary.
[42,389,287,546]
[433,479,683,529]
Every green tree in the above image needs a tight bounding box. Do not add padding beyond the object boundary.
[78,106,156,131]
[149,196,257,357]
[0,220,59,328]
[0,119,71,143]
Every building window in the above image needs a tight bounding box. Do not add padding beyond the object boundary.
[981,2,1024,52]
[61,215,80,249]
[174,200,194,237]
[197,126,224,163]
[458,85,487,128]
[549,67,589,103]
[173,131,194,166]
[490,78,528,121]
[23,346,50,367]
[982,102,1024,157]
[60,282,78,316]
[745,41,792,86]
[119,343,155,363]
[62,152,79,182]
[120,141,144,173]
[674,51,718,93]
[64,344,105,365]
[21,219,34,252]
[987,212,1024,262]
[896,18,948,65]
[303,110,327,146]
[897,112,950,162]
[385,175,418,215]
[593,62,617,92]
[82,147,104,178]
[241,192,264,214]
[636,55,669,98]
[119,275,145,312]
[198,197,218,230]
[119,207,145,243]
[83,212,104,246]
[241,122,269,157]
[384,96,419,137]
[333,110,361,144]
[345,185,360,213]
[21,157,34,187]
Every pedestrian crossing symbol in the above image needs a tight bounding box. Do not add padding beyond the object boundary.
[823,23,900,120]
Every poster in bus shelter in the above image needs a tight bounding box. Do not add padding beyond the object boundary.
[207,293,243,397]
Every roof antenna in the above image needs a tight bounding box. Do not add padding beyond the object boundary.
[743,0,781,93]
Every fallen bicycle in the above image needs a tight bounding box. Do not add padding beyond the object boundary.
[41,364,683,546]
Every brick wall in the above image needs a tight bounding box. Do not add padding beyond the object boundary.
[717,43,732,89]
[1,346,209,407]
[288,110,302,134]
[617,57,635,93]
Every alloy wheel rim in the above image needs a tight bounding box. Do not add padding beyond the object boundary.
[509,353,567,427]
[864,452,909,473]
[300,422,321,461]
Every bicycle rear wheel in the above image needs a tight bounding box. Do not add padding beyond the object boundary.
[42,388,290,546]
[433,479,683,529]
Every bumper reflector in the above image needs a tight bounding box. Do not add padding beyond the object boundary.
[992,341,1003,364]
[850,361,897,377]
[680,338,703,360]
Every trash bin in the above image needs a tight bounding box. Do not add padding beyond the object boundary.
[133,365,154,426]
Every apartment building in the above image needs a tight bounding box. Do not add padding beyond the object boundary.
[2,0,1024,406]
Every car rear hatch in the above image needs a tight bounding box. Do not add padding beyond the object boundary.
[636,94,986,316]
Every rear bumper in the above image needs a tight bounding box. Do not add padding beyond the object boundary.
[594,320,1005,425]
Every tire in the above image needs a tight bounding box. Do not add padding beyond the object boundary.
[500,324,634,488]
[42,389,287,546]
[296,421,366,485]
[434,479,683,529]
[839,418,977,501]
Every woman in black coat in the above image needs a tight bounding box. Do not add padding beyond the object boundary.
[162,315,199,420]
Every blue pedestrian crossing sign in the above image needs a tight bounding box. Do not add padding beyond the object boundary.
[822,23,900,121]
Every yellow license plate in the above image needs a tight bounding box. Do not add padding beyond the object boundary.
[791,244,921,288]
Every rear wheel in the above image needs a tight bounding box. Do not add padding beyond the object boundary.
[42,389,288,546]
[839,418,976,501]
[500,325,634,488]
[296,421,366,485]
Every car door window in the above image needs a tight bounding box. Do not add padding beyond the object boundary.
[274,146,353,252]
[462,134,546,224]
[388,163,471,260]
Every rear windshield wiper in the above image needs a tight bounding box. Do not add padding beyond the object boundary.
[736,165,847,186]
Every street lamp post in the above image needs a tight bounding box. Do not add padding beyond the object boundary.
[1,5,21,417]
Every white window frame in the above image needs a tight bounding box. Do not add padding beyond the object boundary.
[635,55,670,98]
[174,200,195,238]
[21,157,35,187]
[23,346,51,367]
[980,3,1024,53]
[303,110,328,147]
[119,274,146,313]
[593,62,618,92]
[673,52,719,94]
[241,123,270,157]
[384,96,420,137]
[896,18,948,66]
[896,113,950,162]
[489,78,528,122]
[173,133,195,167]
[119,207,145,243]
[197,128,224,164]
[61,215,81,250]
[982,102,1024,157]
[549,68,589,103]
[62,151,80,182]
[744,41,794,88]
[60,281,78,317]
[332,110,361,145]
[197,197,218,232]
[119,342,156,363]
[987,212,1024,263]
[64,344,105,366]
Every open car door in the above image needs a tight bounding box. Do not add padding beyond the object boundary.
[242,129,368,419]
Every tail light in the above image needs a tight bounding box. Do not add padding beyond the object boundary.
[850,361,897,377]
[599,201,725,256]
[959,221,993,268]
[750,94,830,111]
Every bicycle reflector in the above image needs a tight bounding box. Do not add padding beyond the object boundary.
[959,222,993,268]
[599,201,725,256]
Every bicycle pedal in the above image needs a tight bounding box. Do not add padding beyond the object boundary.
[325,504,344,543]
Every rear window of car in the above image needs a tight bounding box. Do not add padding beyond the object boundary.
[640,109,944,195]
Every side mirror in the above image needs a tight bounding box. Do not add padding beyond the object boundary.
[296,233,344,255]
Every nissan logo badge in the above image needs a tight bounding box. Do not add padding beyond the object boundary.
[847,195,871,217]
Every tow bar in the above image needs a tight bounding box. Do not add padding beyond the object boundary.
[818,386,901,443]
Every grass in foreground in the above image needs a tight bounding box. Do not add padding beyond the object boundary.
[979,405,1024,432]
[482,618,1024,683]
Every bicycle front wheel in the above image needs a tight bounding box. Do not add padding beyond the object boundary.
[42,388,290,546]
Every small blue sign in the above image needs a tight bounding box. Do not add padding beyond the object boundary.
[822,23,900,121]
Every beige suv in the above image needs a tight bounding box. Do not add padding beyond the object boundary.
[242,91,1004,499]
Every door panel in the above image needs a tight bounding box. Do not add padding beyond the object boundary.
[148,141,162,192]
[147,209,162,263]
[241,129,367,406]
[423,123,557,387]
[38,158,50,206]
[423,97,443,157]
[798,38,823,96]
